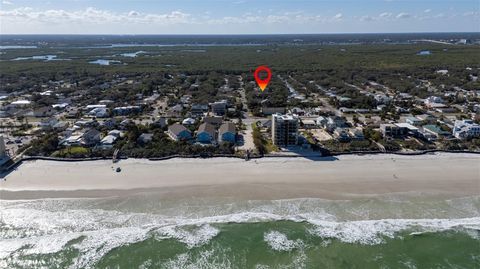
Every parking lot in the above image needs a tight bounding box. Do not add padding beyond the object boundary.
[1,132,33,158]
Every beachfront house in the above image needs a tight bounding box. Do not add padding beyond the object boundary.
[196,123,216,144]
[422,125,450,138]
[62,134,83,146]
[333,128,350,142]
[380,124,407,138]
[453,120,480,139]
[348,127,365,140]
[218,122,236,143]
[99,135,117,149]
[167,124,192,141]
[82,129,102,146]
[326,116,347,132]
[137,133,154,145]
[395,123,419,136]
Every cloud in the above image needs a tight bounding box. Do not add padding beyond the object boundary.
[463,11,480,18]
[424,9,431,13]
[1,0,13,5]
[332,13,343,20]
[1,6,476,34]
[1,7,349,28]
[128,11,139,17]
[205,11,346,25]
[0,7,191,25]
[379,12,393,19]
[396,12,411,19]
[360,15,374,22]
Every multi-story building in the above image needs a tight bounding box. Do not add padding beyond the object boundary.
[272,113,299,146]
[380,124,408,138]
[453,120,480,139]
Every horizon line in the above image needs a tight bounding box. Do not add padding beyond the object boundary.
[1,31,479,36]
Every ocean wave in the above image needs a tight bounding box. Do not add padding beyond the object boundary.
[264,231,303,251]
[307,218,480,245]
[155,224,220,248]
[164,249,233,269]
[1,197,479,268]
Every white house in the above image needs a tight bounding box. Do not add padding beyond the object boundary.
[424,96,445,108]
[99,135,117,149]
[62,134,83,146]
[453,120,480,139]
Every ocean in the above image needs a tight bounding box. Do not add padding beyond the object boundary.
[0,193,479,269]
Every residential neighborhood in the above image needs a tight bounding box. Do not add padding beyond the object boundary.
[0,37,479,161]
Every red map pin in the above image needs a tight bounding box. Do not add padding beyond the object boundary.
[254,66,271,92]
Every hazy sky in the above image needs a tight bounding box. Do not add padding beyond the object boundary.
[0,0,478,34]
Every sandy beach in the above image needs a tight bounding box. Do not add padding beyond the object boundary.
[1,153,479,200]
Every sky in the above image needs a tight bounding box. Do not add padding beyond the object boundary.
[0,0,478,34]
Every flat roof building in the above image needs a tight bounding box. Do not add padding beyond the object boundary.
[272,113,299,147]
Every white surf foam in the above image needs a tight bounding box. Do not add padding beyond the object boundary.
[164,249,233,269]
[264,231,303,251]
[307,217,480,245]
[1,197,479,268]
[156,224,220,248]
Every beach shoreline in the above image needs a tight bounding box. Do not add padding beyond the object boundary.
[1,153,479,200]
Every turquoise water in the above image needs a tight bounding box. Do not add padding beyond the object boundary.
[1,195,479,268]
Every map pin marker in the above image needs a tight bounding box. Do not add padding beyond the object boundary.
[254,66,271,92]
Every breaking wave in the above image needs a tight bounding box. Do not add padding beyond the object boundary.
[0,196,479,268]
[264,231,303,251]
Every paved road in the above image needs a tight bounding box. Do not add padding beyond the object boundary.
[313,83,342,116]
[236,76,257,151]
